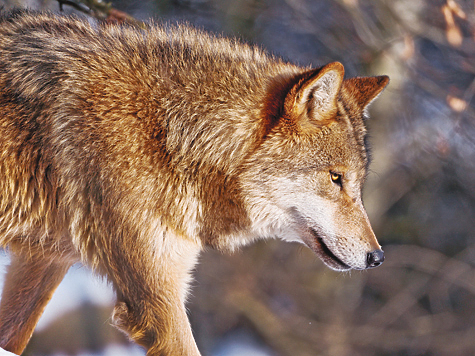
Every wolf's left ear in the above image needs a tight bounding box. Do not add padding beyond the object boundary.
[343,76,389,109]
[284,62,345,125]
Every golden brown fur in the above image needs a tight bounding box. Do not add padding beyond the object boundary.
[0,9,388,355]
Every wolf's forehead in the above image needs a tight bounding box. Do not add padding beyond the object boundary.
[337,94,369,142]
[311,124,368,169]
[334,100,370,163]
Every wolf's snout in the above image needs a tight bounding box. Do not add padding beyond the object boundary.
[366,249,384,268]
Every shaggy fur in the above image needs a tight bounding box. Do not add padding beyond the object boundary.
[0,9,388,355]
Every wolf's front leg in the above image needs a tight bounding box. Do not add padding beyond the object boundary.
[106,234,202,356]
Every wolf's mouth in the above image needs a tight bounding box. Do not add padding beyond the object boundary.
[310,228,351,270]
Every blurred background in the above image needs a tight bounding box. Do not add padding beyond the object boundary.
[1,0,475,355]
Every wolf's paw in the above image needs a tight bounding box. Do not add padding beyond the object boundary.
[112,301,157,348]
[111,301,131,331]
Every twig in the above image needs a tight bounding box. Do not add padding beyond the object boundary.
[58,0,92,14]
[56,0,146,28]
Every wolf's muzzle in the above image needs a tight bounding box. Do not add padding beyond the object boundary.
[367,249,384,268]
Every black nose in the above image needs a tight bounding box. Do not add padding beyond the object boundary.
[367,249,385,268]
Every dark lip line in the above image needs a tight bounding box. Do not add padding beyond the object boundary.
[310,228,351,269]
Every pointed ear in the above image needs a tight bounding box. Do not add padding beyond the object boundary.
[286,62,345,122]
[343,76,389,109]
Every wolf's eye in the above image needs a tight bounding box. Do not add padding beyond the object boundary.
[330,172,342,186]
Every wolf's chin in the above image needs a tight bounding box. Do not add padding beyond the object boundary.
[307,228,352,271]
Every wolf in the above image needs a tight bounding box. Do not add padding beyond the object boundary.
[0,9,388,356]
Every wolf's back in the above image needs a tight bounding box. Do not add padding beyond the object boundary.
[0,9,292,254]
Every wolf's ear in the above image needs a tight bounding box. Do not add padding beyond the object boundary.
[284,62,345,126]
[343,76,389,109]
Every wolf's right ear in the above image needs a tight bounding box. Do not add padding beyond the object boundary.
[284,62,345,128]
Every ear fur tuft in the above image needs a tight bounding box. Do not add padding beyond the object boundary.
[296,62,344,115]
[283,62,345,130]
[343,75,389,109]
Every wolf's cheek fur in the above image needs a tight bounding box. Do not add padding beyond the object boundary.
[304,198,378,271]
[241,171,378,271]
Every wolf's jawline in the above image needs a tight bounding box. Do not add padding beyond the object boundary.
[311,228,351,269]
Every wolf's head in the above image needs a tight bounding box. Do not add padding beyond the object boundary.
[242,62,388,271]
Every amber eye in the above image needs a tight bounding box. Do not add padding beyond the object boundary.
[330,172,342,185]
